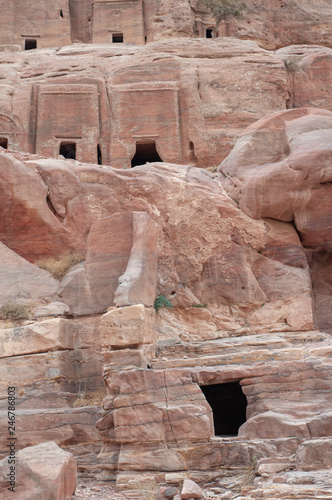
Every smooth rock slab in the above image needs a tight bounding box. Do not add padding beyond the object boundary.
[0,318,76,358]
[100,304,156,348]
[0,242,58,308]
[0,441,76,500]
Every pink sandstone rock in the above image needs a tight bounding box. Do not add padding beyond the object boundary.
[0,38,290,169]
[277,46,332,111]
[295,438,332,471]
[0,441,76,500]
[0,242,58,308]
[114,212,158,307]
[219,108,332,250]
[181,478,204,499]
[0,152,78,260]
[59,211,133,314]
[0,318,76,358]
[100,305,156,348]
[1,0,331,50]
[0,150,314,329]
[219,107,332,332]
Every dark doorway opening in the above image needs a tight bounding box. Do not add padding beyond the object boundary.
[0,138,8,149]
[189,140,197,163]
[206,29,213,38]
[25,39,37,50]
[60,9,64,18]
[131,141,162,168]
[112,33,123,43]
[97,144,102,165]
[201,382,247,436]
[59,142,76,159]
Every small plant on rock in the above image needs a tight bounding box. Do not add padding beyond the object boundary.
[36,252,85,280]
[73,388,106,408]
[154,295,173,312]
[0,301,29,321]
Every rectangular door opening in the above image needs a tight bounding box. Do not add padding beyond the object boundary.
[59,142,76,159]
[25,39,37,50]
[201,382,247,436]
[131,140,162,168]
[206,29,213,38]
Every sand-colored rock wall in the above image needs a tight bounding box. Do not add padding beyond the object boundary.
[1,40,332,170]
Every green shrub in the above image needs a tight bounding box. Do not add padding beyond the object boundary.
[0,301,29,321]
[201,0,246,28]
[154,295,173,312]
[192,303,208,308]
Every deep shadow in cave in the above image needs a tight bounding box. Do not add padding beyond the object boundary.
[25,39,37,50]
[0,138,8,149]
[59,142,76,159]
[131,140,162,167]
[201,381,247,436]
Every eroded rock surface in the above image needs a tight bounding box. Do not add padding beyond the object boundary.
[1,0,331,50]
[219,108,332,331]
[0,28,331,499]
[0,441,76,500]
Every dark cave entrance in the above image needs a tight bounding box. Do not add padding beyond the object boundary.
[25,39,37,50]
[112,33,124,43]
[131,140,162,168]
[206,29,213,38]
[0,138,8,149]
[201,382,247,436]
[59,142,76,159]
[97,144,102,165]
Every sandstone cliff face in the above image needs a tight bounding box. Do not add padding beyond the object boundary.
[230,0,332,50]
[0,107,331,493]
[1,39,332,173]
[0,38,291,168]
[0,149,314,332]
[1,0,331,50]
[219,108,332,332]
[0,5,332,497]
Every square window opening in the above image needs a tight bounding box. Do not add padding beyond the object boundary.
[25,39,37,50]
[112,33,123,43]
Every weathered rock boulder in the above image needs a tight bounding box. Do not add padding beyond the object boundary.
[0,441,76,500]
[181,478,205,499]
[219,108,332,248]
[295,438,332,471]
[219,108,332,331]
[0,242,59,308]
